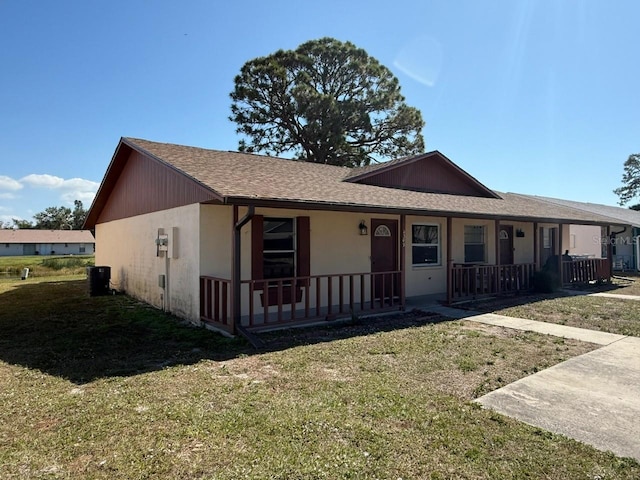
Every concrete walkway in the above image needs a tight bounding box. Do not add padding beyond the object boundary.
[589,292,640,301]
[476,336,640,461]
[417,303,640,461]
[424,305,626,345]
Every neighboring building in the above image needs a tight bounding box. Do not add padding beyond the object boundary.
[0,229,95,256]
[84,137,626,337]
[522,195,640,271]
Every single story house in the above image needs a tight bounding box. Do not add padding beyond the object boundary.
[84,138,625,338]
[0,229,95,256]
[519,195,640,271]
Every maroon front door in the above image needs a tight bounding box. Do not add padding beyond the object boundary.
[371,219,398,303]
[499,225,514,265]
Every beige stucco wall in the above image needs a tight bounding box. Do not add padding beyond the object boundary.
[95,203,201,323]
[96,201,590,326]
[199,204,233,278]
[569,225,602,257]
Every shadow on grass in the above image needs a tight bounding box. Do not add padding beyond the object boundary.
[0,279,456,384]
[257,309,452,352]
[452,291,574,314]
[451,276,640,315]
[0,279,249,384]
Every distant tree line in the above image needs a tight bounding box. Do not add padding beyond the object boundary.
[0,200,88,230]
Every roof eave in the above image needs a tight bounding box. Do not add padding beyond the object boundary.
[222,196,621,226]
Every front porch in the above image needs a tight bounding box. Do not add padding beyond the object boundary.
[199,207,614,338]
[200,270,403,334]
[200,257,611,334]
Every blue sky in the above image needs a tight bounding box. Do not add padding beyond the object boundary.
[1,0,639,225]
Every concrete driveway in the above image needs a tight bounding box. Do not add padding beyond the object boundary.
[476,332,640,461]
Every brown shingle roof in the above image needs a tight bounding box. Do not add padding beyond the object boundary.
[111,138,626,226]
[0,230,95,244]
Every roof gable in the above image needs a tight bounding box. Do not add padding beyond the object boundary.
[344,151,500,199]
[85,139,221,228]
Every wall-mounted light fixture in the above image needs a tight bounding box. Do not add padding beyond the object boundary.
[516,228,525,238]
[358,220,368,236]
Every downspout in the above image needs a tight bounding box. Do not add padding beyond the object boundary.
[495,220,501,294]
[446,217,453,305]
[558,223,564,283]
[399,214,406,311]
[533,222,538,270]
[607,226,613,278]
[232,205,264,348]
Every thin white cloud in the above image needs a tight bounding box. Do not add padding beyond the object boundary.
[21,174,65,188]
[393,35,444,87]
[20,174,99,204]
[0,192,17,199]
[60,177,100,191]
[0,175,23,191]
[21,174,99,192]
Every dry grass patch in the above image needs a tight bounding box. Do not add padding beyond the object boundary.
[0,277,638,479]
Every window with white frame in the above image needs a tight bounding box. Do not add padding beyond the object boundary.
[464,225,486,263]
[263,217,295,281]
[412,224,440,266]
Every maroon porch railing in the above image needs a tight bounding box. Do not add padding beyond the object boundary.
[449,263,536,302]
[200,271,402,332]
[242,271,402,329]
[200,276,232,333]
[562,258,611,285]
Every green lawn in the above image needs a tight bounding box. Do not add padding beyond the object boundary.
[0,276,638,479]
[465,277,640,337]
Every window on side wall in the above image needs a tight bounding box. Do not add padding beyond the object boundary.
[263,217,295,283]
[412,224,440,266]
[464,225,485,263]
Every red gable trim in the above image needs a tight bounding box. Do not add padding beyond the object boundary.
[345,151,500,199]
[84,138,223,229]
